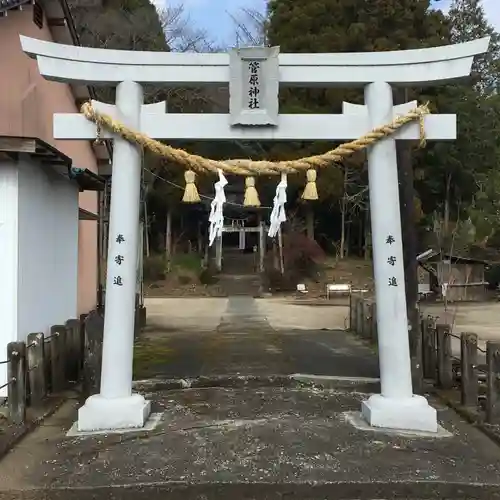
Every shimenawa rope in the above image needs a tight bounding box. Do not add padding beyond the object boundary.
[81,101,429,203]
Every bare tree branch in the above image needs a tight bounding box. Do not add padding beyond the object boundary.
[229,6,268,47]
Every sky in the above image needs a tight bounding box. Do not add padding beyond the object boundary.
[439,0,500,29]
[164,0,267,46]
[157,0,500,48]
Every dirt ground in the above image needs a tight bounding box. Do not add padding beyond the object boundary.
[145,296,500,350]
[146,297,229,333]
[144,257,374,298]
[302,258,374,297]
[145,297,350,332]
[420,302,500,357]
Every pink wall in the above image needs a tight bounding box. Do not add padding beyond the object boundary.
[0,8,98,315]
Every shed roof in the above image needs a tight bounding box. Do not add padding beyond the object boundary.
[416,248,488,265]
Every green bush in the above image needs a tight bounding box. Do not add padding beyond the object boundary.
[264,268,297,292]
[170,253,202,273]
[485,264,500,290]
[143,252,207,285]
[178,275,192,285]
[199,267,219,285]
[143,254,166,282]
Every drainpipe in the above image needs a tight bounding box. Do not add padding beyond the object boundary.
[96,183,105,312]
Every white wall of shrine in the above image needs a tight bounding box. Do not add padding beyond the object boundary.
[0,157,78,396]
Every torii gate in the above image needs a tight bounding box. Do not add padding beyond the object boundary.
[21,35,489,434]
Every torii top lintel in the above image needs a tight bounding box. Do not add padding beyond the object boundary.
[20,35,490,87]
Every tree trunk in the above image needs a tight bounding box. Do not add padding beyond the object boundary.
[144,200,150,258]
[305,205,315,240]
[340,167,348,259]
[259,220,265,273]
[216,235,222,271]
[363,207,371,260]
[197,222,203,254]
[345,222,350,257]
[273,240,279,271]
[278,228,285,274]
[340,197,346,259]
[358,217,363,257]
[96,189,104,309]
[165,210,172,272]
[444,173,452,239]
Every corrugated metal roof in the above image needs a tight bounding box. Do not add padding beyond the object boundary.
[417,248,488,265]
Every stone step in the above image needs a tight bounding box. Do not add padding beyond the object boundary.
[219,249,258,274]
[218,275,263,297]
[2,483,490,500]
[0,484,487,500]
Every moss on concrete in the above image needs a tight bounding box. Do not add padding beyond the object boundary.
[133,339,175,379]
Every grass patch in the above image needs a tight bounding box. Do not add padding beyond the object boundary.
[143,252,206,287]
[170,253,202,273]
[133,338,175,378]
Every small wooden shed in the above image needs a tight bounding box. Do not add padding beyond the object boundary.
[417,249,489,302]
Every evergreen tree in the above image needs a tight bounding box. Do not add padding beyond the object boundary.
[448,0,500,93]
[267,0,448,53]
[435,0,500,249]
[265,0,449,249]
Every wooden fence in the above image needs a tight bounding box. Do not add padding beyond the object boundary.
[0,315,87,425]
[350,295,500,425]
[349,294,377,344]
[1,303,147,425]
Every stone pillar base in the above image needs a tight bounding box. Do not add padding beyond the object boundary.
[361,394,437,433]
[77,393,151,432]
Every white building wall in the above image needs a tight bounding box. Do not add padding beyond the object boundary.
[0,157,79,396]
[0,161,19,397]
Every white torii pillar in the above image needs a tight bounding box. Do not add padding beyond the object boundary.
[343,98,436,430]
[78,98,170,431]
[19,34,489,433]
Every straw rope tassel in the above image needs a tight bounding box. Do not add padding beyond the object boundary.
[182,170,200,203]
[302,169,318,201]
[243,176,261,207]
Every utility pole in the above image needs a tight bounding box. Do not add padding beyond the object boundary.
[395,87,422,394]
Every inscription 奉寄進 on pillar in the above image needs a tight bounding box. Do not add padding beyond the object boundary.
[385,234,398,287]
[113,233,125,287]
[229,46,279,126]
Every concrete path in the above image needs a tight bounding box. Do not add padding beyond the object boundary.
[217,296,271,332]
[136,296,378,381]
[1,297,500,499]
[1,387,500,499]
